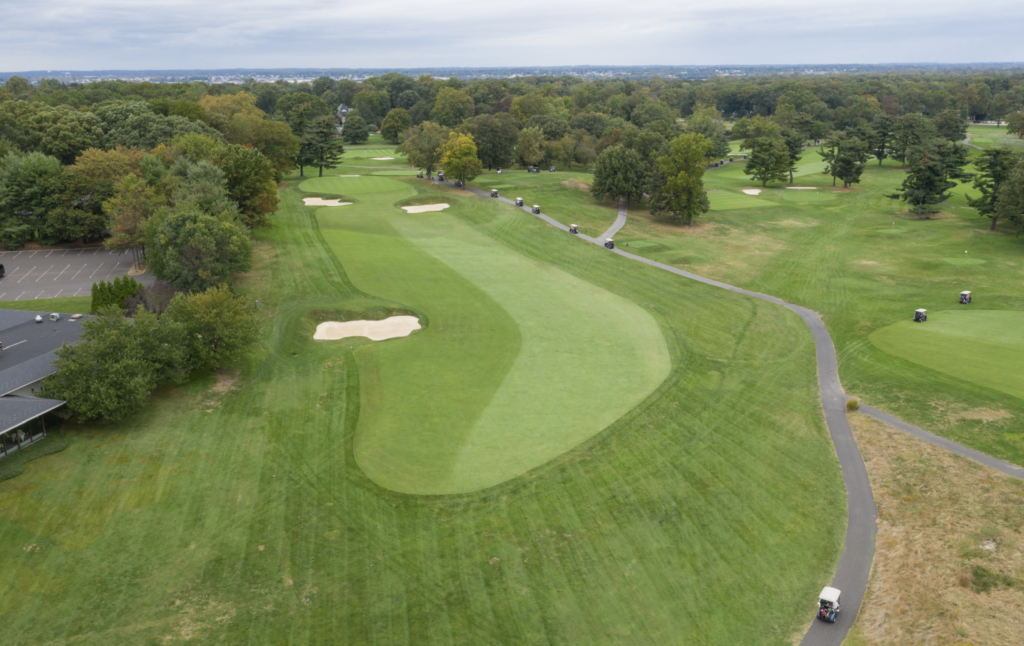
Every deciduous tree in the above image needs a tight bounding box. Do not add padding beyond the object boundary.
[969,148,1022,229]
[649,133,712,225]
[380,108,412,144]
[103,174,162,265]
[440,132,483,184]
[165,285,258,369]
[592,144,648,204]
[398,122,449,178]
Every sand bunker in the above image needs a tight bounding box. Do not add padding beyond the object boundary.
[371,157,394,160]
[303,197,353,207]
[742,189,761,195]
[786,186,818,190]
[314,316,421,341]
[401,203,450,213]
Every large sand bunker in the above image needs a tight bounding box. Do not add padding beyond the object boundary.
[303,197,353,207]
[314,316,421,341]
[742,189,761,195]
[401,203,450,213]
[371,157,394,160]
[786,186,818,190]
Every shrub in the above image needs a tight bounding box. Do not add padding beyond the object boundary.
[90,275,144,313]
[846,398,860,411]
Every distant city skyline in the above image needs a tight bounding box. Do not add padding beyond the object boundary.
[1,0,1022,72]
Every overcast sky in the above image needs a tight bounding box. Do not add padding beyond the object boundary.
[2,0,1023,72]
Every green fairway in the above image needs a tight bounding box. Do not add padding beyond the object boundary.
[301,174,671,493]
[0,168,845,645]
[870,310,1024,400]
[709,190,780,211]
[966,124,1024,150]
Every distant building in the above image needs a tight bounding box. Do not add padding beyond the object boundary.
[0,310,85,458]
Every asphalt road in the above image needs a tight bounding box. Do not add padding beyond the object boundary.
[0,248,153,301]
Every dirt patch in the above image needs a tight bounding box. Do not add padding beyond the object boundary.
[950,407,1013,424]
[774,219,817,227]
[856,260,880,266]
[849,412,1024,645]
[211,369,240,394]
[561,179,591,192]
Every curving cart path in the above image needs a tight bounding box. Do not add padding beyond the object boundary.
[455,181,1023,644]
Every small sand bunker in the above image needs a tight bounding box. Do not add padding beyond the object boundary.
[786,186,818,190]
[314,316,421,341]
[303,197,353,207]
[371,157,395,160]
[742,189,761,195]
[401,203,450,213]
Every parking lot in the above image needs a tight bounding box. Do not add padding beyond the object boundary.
[0,248,153,301]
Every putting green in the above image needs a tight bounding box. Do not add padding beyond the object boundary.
[301,175,670,494]
[870,310,1024,400]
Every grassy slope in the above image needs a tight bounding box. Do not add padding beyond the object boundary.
[471,171,620,237]
[0,169,844,645]
[300,175,669,494]
[613,150,1024,466]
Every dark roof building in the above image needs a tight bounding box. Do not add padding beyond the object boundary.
[0,309,86,456]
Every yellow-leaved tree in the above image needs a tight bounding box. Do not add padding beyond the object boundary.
[440,132,482,185]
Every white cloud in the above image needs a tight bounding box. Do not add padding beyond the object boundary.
[0,0,1022,71]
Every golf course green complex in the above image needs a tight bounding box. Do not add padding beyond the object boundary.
[871,310,1024,401]
[299,175,670,494]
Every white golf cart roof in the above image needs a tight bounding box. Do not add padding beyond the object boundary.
[606,238,614,242]
[516,197,522,200]
[571,224,577,227]
[961,291,971,295]
[819,586,841,603]
[915,309,927,313]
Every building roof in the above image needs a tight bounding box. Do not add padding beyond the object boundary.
[0,310,86,435]
[0,396,65,436]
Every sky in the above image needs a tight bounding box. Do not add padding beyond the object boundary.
[1,0,1023,72]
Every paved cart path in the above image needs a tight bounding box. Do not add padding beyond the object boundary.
[451,182,1023,645]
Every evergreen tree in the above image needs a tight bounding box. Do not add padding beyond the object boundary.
[743,137,790,187]
[994,158,1024,235]
[783,129,805,184]
[301,115,344,177]
[966,148,1021,229]
[869,114,896,165]
[887,140,972,216]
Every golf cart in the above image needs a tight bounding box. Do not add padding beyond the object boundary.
[532,205,541,214]
[515,197,524,207]
[960,290,972,304]
[816,587,841,623]
[496,168,502,174]
[417,171,424,179]
[491,189,499,198]
[49,313,61,322]
[527,166,539,173]
[437,171,444,181]
[0,263,5,278]
[914,308,927,322]
[454,179,464,188]
[549,166,556,172]
[569,224,579,235]
[34,315,43,324]
[604,238,615,250]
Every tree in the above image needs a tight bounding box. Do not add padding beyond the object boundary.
[558,130,597,170]
[302,115,344,177]
[380,108,412,144]
[891,114,935,167]
[967,148,1021,229]
[869,114,896,165]
[165,285,259,369]
[1008,113,1024,139]
[398,122,450,178]
[649,133,712,225]
[430,87,475,127]
[592,144,648,204]
[517,127,546,167]
[683,106,730,159]
[215,144,279,227]
[275,93,332,137]
[733,115,781,150]
[43,307,186,422]
[459,112,518,169]
[146,203,253,291]
[887,140,971,216]
[744,137,790,187]
[103,174,161,266]
[819,132,869,188]
[783,129,805,184]
[933,109,967,143]
[439,132,483,184]
[994,158,1024,235]
[569,112,609,139]
[341,115,369,144]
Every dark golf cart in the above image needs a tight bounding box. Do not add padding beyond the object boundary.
[569,224,579,235]
[417,171,424,178]
[490,189,499,198]
[549,166,556,172]
[515,197,524,207]
[960,290,972,304]
[437,171,444,181]
[604,238,615,249]
[914,308,927,322]
[816,587,841,623]
[532,205,541,214]
[454,180,463,188]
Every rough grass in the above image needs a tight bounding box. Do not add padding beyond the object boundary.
[613,151,1024,467]
[0,168,845,645]
[847,412,1024,645]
